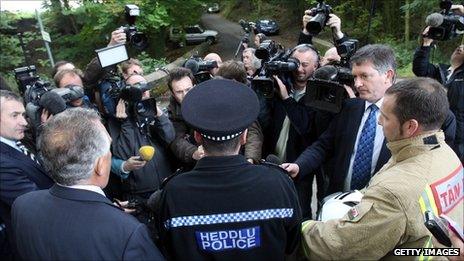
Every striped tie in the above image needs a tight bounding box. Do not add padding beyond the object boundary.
[16,141,40,165]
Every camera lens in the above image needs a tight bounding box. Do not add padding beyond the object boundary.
[306,13,326,35]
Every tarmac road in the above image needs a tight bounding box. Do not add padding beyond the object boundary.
[200,13,333,61]
[200,13,322,218]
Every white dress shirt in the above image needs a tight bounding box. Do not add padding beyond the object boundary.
[61,184,106,197]
[344,98,385,191]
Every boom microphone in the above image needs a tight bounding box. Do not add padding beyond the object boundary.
[313,65,339,81]
[184,58,200,74]
[38,91,66,115]
[265,154,282,165]
[425,13,444,27]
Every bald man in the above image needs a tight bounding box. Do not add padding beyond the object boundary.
[204,53,222,75]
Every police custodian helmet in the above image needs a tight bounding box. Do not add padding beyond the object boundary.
[181,79,260,141]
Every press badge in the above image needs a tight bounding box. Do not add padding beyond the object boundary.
[195,226,261,252]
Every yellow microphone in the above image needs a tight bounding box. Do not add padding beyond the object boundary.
[139,146,155,161]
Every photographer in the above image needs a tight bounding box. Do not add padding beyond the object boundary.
[203,53,222,76]
[283,44,457,198]
[260,43,335,219]
[242,48,261,77]
[216,60,264,163]
[166,67,201,169]
[299,10,347,46]
[413,17,464,161]
[109,73,175,218]
[53,69,94,109]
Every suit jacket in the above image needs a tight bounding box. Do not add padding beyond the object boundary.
[12,184,164,260]
[265,96,316,162]
[0,141,54,251]
[295,98,456,194]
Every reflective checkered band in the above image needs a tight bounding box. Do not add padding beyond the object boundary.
[200,131,243,141]
[164,208,294,229]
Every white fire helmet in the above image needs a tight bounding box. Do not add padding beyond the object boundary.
[317,190,364,222]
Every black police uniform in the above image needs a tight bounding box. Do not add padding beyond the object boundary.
[152,79,302,260]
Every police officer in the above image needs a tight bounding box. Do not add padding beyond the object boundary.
[152,79,302,260]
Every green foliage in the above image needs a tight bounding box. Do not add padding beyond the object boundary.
[136,51,167,73]
[0,12,26,71]
[37,0,207,70]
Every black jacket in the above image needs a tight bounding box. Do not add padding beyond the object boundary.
[295,98,457,194]
[155,155,301,260]
[0,142,54,259]
[413,46,464,159]
[12,185,164,260]
[109,110,175,195]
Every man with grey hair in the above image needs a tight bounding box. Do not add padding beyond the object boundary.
[11,108,164,260]
[242,47,261,77]
[283,44,456,195]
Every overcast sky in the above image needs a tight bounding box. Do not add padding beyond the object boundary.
[1,0,80,12]
[1,0,46,12]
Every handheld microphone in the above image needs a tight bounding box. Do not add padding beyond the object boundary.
[139,145,155,161]
[184,59,200,74]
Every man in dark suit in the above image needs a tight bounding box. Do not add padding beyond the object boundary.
[0,90,54,259]
[282,44,456,195]
[11,108,164,260]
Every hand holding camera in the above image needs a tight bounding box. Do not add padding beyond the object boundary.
[326,14,344,40]
[108,29,127,47]
[421,26,435,46]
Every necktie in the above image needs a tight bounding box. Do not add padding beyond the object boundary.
[351,104,378,190]
[16,141,40,165]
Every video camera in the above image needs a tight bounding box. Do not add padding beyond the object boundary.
[183,56,218,83]
[252,40,300,98]
[304,65,354,113]
[306,0,332,36]
[13,65,51,102]
[336,38,359,67]
[121,4,148,50]
[303,36,359,113]
[100,75,152,116]
[25,85,86,131]
[234,19,256,58]
[239,19,255,34]
[425,0,464,41]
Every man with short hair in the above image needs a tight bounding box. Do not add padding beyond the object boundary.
[284,44,456,195]
[216,60,263,163]
[11,108,164,260]
[167,67,202,168]
[53,68,92,108]
[153,79,301,260]
[0,90,54,259]
[204,52,222,76]
[242,48,261,77]
[266,43,328,219]
[121,58,144,79]
[54,68,83,88]
[300,77,463,259]
[110,73,175,205]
